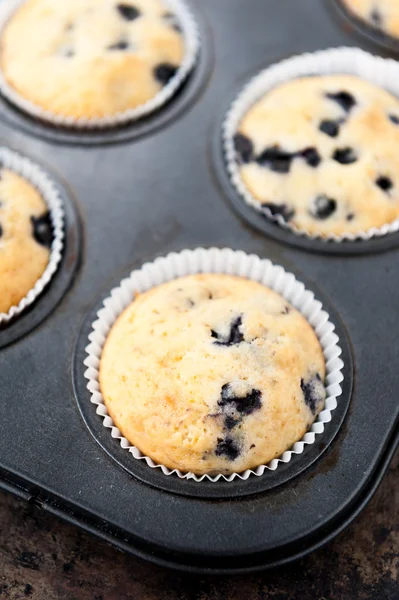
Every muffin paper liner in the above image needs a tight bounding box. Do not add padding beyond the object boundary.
[223,47,399,242]
[84,248,344,482]
[0,147,64,325]
[0,0,199,129]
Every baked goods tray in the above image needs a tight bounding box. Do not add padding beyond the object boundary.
[0,0,398,574]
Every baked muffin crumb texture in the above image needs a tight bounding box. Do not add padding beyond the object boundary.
[234,75,399,236]
[99,274,326,475]
[0,168,52,314]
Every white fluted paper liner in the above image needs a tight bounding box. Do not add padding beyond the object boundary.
[84,248,344,482]
[0,0,199,129]
[223,47,399,242]
[0,147,64,325]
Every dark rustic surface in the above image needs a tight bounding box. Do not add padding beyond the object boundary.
[0,451,397,600]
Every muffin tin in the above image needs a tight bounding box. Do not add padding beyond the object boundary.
[1,0,398,574]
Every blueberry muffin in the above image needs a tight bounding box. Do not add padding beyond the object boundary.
[99,274,326,475]
[342,0,399,39]
[0,169,53,315]
[233,75,399,237]
[0,0,185,119]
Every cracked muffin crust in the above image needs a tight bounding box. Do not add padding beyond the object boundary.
[0,168,52,314]
[0,0,185,119]
[342,0,399,39]
[99,274,326,475]
[233,75,399,237]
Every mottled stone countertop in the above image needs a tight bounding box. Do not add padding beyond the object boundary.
[0,451,397,600]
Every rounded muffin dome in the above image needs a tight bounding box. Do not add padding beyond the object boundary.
[0,168,52,315]
[0,0,188,120]
[99,274,326,475]
[232,75,399,237]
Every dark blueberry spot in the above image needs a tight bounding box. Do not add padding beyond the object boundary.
[261,202,295,221]
[347,212,355,221]
[154,63,178,85]
[300,373,324,414]
[333,147,357,164]
[187,298,195,308]
[224,416,239,430]
[319,119,340,137]
[249,444,256,449]
[256,146,294,173]
[310,195,337,220]
[215,436,240,460]
[0,222,2,238]
[211,316,244,346]
[163,12,182,32]
[31,212,53,248]
[326,91,356,113]
[24,584,33,597]
[370,7,382,27]
[233,133,254,164]
[281,305,290,315]
[219,384,262,416]
[208,292,213,300]
[389,114,399,125]
[64,48,75,58]
[107,40,130,51]
[116,4,140,21]
[376,175,393,192]
[301,147,321,167]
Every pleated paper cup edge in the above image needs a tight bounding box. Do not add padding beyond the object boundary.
[0,147,64,324]
[223,46,399,243]
[0,0,199,129]
[83,247,345,483]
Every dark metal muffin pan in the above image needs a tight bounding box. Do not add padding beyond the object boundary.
[0,0,398,574]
